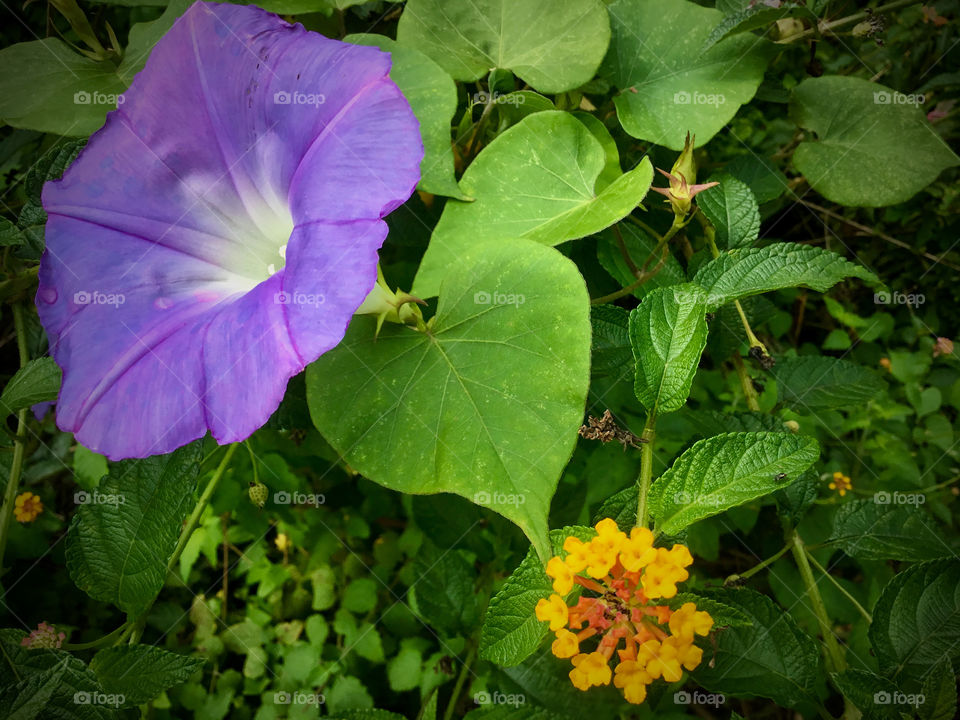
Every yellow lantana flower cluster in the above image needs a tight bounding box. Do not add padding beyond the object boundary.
[534,518,713,704]
[828,471,853,497]
[14,492,43,523]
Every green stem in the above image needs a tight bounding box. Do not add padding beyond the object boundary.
[592,216,684,305]
[804,548,872,623]
[442,642,476,720]
[636,411,657,528]
[787,0,920,41]
[167,444,239,577]
[0,304,31,575]
[724,542,792,585]
[733,355,762,412]
[612,224,642,278]
[64,623,129,650]
[790,531,846,674]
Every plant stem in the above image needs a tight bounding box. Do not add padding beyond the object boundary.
[0,304,31,575]
[636,411,657,528]
[442,642,476,720]
[724,542,792,585]
[804,548,872,623]
[64,623,129,650]
[790,531,846,674]
[786,0,920,41]
[733,355,762,412]
[592,216,684,305]
[612,224,642,278]
[167,443,239,578]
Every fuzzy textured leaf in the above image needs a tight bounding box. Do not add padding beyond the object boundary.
[774,356,887,413]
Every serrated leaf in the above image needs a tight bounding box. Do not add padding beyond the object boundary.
[601,0,771,150]
[774,356,887,413]
[593,484,638,531]
[0,357,61,417]
[870,559,960,682]
[698,174,760,249]
[649,432,820,535]
[830,669,903,720]
[702,2,815,52]
[413,112,653,297]
[919,659,957,720]
[410,542,478,636]
[827,499,951,561]
[65,443,202,616]
[692,587,821,708]
[589,305,632,379]
[774,469,819,526]
[694,243,879,311]
[396,0,610,94]
[345,34,466,200]
[791,76,959,207]
[308,240,591,560]
[479,527,593,667]
[629,284,708,415]
[90,646,204,706]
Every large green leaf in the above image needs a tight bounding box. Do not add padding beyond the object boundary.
[919,659,958,720]
[396,0,610,93]
[65,443,202,616]
[413,112,653,297]
[601,0,771,150]
[307,240,591,559]
[346,34,466,200]
[649,432,820,535]
[0,0,189,136]
[774,355,887,413]
[826,499,951,561]
[870,559,960,681]
[479,527,592,667]
[697,174,760,249]
[692,588,821,709]
[90,646,204,706]
[0,357,61,417]
[693,243,879,312]
[629,284,708,416]
[790,76,959,207]
[830,669,904,720]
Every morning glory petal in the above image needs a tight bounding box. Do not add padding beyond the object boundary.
[37,1,422,459]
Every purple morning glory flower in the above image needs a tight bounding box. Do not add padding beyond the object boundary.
[36,1,422,460]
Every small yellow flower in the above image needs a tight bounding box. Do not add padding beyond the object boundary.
[668,602,714,640]
[551,628,580,658]
[569,651,612,690]
[275,532,290,552]
[828,471,853,497]
[562,536,591,573]
[14,492,43,523]
[638,638,683,683]
[614,660,652,704]
[619,526,657,572]
[546,556,574,594]
[535,594,569,631]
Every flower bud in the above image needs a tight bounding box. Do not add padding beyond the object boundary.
[650,133,718,218]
